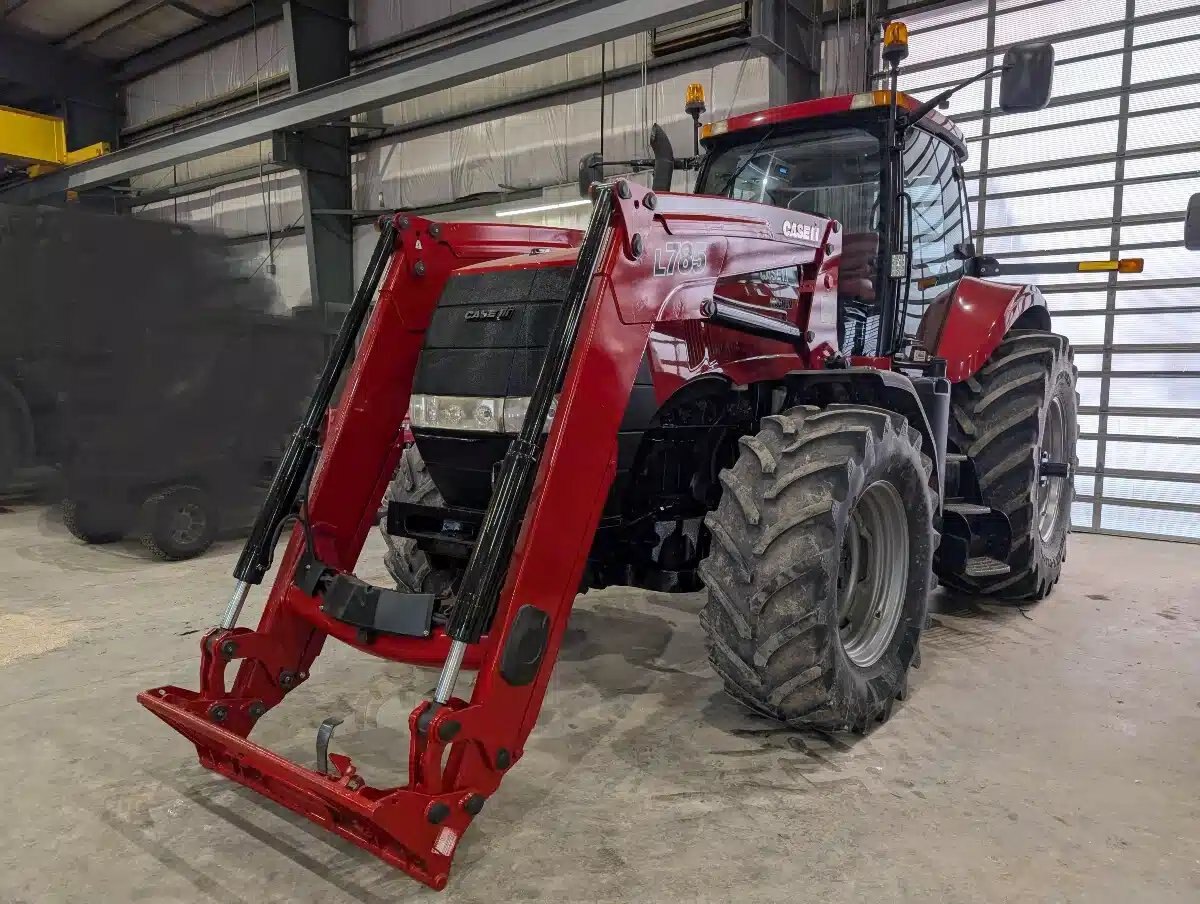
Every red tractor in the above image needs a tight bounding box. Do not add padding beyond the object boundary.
[141,30,1114,889]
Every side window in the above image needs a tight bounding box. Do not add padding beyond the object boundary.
[902,128,967,339]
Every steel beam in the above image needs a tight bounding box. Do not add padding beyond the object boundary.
[0,0,729,203]
[282,0,353,321]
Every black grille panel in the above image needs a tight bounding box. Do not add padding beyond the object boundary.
[413,264,573,398]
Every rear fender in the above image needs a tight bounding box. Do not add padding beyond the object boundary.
[920,277,1049,382]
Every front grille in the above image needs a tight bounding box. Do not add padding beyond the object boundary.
[413,264,573,398]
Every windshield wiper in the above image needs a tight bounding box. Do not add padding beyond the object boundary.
[714,127,777,197]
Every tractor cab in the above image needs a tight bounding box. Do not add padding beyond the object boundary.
[694,91,973,357]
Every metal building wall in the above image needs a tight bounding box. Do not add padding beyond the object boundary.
[892,0,1200,542]
[133,27,771,308]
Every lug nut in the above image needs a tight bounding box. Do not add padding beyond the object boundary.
[437,720,461,742]
[495,748,511,770]
[429,223,442,238]
[644,192,657,210]
[427,802,451,825]
[220,640,238,660]
[209,704,228,724]
[248,701,266,720]
[631,234,644,258]
[414,261,426,276]
[617,180,631,199]
[278,670,296,689]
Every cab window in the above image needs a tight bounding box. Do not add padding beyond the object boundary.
[901,128,968,338]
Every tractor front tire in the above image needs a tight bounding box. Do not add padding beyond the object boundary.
[699,405,936,733]
[943,330,1078,601]
[380,445,460,599]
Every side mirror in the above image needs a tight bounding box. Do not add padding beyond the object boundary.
[999,42,1054,113]
[649,124,675,193]
[1185,193,1200,251]
[578,152,604,198]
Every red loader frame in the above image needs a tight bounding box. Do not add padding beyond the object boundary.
[139,181,840,889]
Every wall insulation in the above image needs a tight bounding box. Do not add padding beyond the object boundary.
[124,23,288,191]
[353,46,769,210]
[135,38,770,309]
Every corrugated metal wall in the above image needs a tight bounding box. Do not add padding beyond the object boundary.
[893,0,1200,542]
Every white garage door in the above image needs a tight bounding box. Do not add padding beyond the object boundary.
[892,0,1200,543]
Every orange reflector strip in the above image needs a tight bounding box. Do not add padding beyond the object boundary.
[917,276,938,290]
[1077,258,1145,273]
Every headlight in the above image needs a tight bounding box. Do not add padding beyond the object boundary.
[410,394,556,434]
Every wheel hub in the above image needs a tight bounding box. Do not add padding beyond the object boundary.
[1037,397,1068,544]
[169,502,207,546]
[837,480,909,668]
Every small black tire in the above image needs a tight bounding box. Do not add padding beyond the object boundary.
[699,405,937,733]
[61,498,132,544]
[942,330,1078,601]
[380,445,460,598]
[139,485,218,560]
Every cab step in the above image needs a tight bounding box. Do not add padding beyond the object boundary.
[965,555,1011,578]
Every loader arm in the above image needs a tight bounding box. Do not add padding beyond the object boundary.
[138,183,839,890]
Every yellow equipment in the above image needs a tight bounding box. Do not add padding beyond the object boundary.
[0,106,109,177]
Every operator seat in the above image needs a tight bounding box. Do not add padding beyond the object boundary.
[839,232,878,303]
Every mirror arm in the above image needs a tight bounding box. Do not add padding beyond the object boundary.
[908,63,1006,124]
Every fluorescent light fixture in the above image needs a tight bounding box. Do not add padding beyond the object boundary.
[494,198,593,218]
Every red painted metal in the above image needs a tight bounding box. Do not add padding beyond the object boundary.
[927,276,1046,382]
[139,185,840,890]
[709,91,967,159]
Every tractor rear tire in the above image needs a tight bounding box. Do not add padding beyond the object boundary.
[380,445,459,599]
[699,405,936,733]
[943,330,1078,601]
[139,485,218,560]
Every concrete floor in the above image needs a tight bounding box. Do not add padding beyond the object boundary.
[0,502,1196,903]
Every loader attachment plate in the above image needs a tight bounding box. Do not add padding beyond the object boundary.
[139,189,840,889]
[139,686,461,889]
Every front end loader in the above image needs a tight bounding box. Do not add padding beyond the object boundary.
[140,24,1143,888]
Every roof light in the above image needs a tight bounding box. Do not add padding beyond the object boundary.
[882,21,909,64]
[851,90,895,109]
[686,83,705,106]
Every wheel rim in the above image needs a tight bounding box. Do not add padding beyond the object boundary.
[837,480,909,668]
[169,502,207,546]
[1037,397,1067,544]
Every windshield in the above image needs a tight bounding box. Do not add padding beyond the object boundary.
[697,127,882,234]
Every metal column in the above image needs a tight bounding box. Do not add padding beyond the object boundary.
[277,0,353,323]
[750,0,822,106]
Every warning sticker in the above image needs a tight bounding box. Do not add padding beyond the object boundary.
[433,827,459,857]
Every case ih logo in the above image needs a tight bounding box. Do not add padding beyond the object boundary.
[464,306,515,322]
[782,220,821,242]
